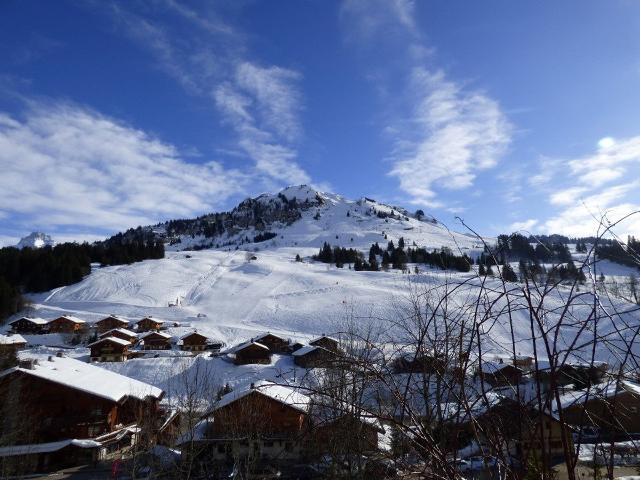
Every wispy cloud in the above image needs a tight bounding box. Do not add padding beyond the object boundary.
[509,219,538,232]
[538,136,640,237]
[340,0,511,207]
[390,68,511,205]
[97,1,310,186]
[0,100,248,242]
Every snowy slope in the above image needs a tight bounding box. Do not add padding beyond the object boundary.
[9,186,640,397]
[162,185,484,254]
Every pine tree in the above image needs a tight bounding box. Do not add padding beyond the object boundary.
[502,263,518,282]
[398,237,405,249]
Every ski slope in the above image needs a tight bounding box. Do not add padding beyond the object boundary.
[8,186,640,396]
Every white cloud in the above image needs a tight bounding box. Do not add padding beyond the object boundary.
[341,0,511,207]
[549,186,589,206]
[0,101,248,239]
[98,2,310,187]
[536,134,640,237]
[340,0,418,41]
[389,68,511,205]
[509,219,538,232]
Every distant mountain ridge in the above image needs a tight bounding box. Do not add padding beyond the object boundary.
[15,232,55,249]
[134,185,482,253]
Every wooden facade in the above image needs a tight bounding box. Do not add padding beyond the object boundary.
[96,316,129,334]
[9,317,48,334]
[253,333,289,353]
[136,317,164,332]
[141,332,171,350]
[309,336,339,353]
[89,337,130,362]
[234,342,272,365]
[99,328,137,343]
[479,363,523,387]
[0,334,27,355]
[293,346,334,368]
[0,370,158,444]
[47,316,85,334]
[180,332,208,351]
[392,353,447,375]
[309,414,381,456]
[561,383,640,435]
[205,387,309,464]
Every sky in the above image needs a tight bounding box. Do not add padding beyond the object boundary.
[1,0,640,246]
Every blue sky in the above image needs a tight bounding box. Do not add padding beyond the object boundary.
[1,0,640,245]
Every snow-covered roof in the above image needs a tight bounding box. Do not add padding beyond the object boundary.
[292,345,320,357]
[88,336,131,347]
[227,340,270,353]
[557,380,640,410]
[212,380,310,414]
[479,361,521,374]
[0,334,26,345]
[53,315,85,324]
[9,317,48,325]
[253,332,286,342]
[0,355,163,402]
[98,315,128,323]
[138,317,164,324]
[179,331,207,340]
[140,331,171,340]
[0,439,101,457]
[100,328,137,338]
[310,335,338,344]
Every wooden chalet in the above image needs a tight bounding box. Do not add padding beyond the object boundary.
[231,341,272,365]
[9,317,48,334]
[47,315,86,334]
[95,315,129,334]
[478,361,524,387]
[292,345,335,368]
[392,352,447,375]
[202,380,311,464]
[179,332,208,352]
[475,399,573,467]
[309,335,339,353]
[0,439,102,475]
[89,336,131,362]
[252,332,289,353]
[559,380,640,435]
[136,316,164,332]
[99,327,137,344]
[0,334,27,354]
[0,355,164,455]
[308,406,383,456]
[141,331,172,350]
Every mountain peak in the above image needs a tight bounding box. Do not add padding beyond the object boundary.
[16,232,55,249]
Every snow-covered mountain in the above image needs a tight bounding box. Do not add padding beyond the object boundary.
[15,232,55,249]
[8,186,640,396]
[152,185,483,254]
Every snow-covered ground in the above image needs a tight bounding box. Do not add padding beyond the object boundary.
[6,187,640,398]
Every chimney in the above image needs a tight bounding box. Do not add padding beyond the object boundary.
[250,383,255,390]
